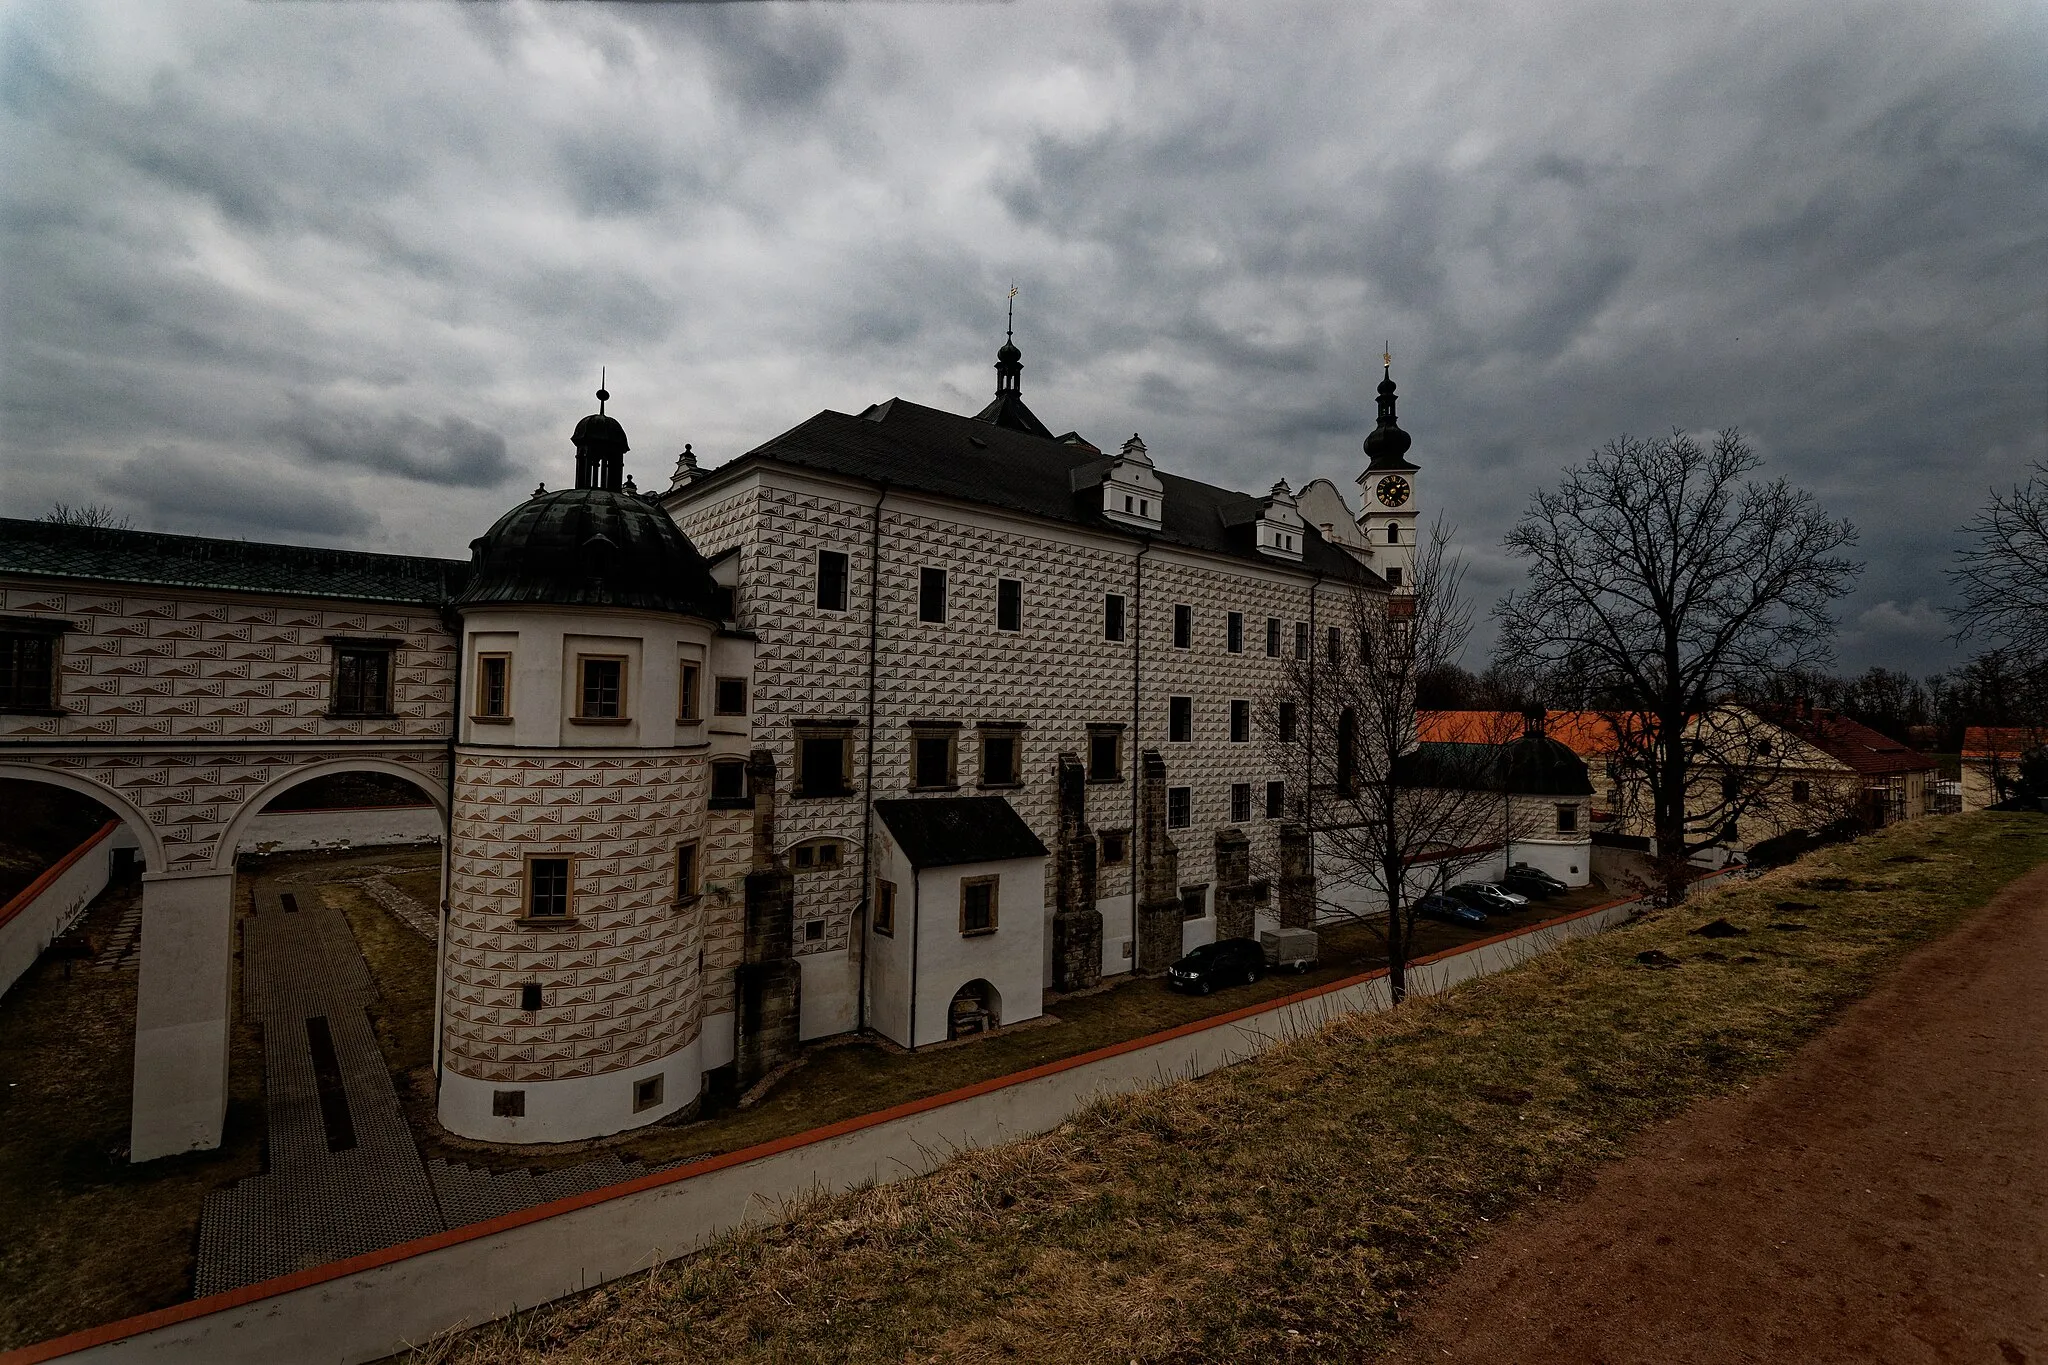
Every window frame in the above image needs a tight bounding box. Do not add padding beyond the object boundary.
[1098,829,1128,866]
[473,652,512,722]
[1172,603,1193,650]
[1179,884,1208,921]
[675,841,699,903]
[1265,780,1286,820]
[1226,611,1244,654]
[910,725,958,791]
[708,757,752,809]
[713,675,748,717]
[918,565,949,624]
[0,628,61,714]
[677,660,702,722]
[816,548,852,613]
[328,639,397,719]
[794,727,855,799]
[1293,621,1310,658]
[1168,694,1193,744]
[959,874,999,937]
[573,654,629,723]
[1555,803,1580,834]
[1326,625,1341,665]
[996,577,1023,633]
[1277,700,1298,743]
[633,1074,665,1113]
[523,855,575,923]
[873,878,896,936]
[1792,779,1811,804]
[1167,784,1192,829]
[978,726,1023,788]
[1265,616,1281,658]
[1087,725,1124,783]
[1103,592,1127,642]
[1229,699,1251,744]
[1230,782,1252,824]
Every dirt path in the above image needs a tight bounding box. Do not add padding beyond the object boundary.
[1385,862,2048,1365]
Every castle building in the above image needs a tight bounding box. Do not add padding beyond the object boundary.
[1,335,1454,1153]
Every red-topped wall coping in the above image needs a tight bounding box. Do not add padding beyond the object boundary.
[0,821,118,936]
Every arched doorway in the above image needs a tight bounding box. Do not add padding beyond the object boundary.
[947,978,1002,1039]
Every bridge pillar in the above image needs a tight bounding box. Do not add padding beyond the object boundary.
[131,870,236,1162]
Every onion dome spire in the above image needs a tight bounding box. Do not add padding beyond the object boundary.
[1362,343,1415,470]
[974,283,1053,439]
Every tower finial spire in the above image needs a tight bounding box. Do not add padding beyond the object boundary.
[597,367,608,415]
[1006,281,1018,342]
[1382,341,1392,374]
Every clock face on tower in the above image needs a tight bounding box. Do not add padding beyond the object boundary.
[1375,475,1411,508]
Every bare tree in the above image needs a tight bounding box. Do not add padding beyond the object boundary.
[1495,429,1860,903]
[1263,519,1506,1003]
[1950,461,2048,666]
[42,502,132,529]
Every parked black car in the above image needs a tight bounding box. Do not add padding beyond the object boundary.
[1415,891,1488,926]
[1450,882,1528,913]
[1166,937,1267,994]
[1502,865,1568,899]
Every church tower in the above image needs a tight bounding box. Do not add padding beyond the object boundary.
[1355,351,1419,591]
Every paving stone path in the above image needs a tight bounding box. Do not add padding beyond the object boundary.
[195,858,669,1296]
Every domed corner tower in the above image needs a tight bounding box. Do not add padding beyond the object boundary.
[438,386,744,1145]
[1500,709,1597,888]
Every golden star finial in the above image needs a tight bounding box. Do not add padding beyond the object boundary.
[1382,342,1392,370]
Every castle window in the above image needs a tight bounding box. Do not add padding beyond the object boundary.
[0,630,57,712]
[520,983,543,1012]
[1099,829,1127,866]
[633,1075,665,1113]
[792,839,844,872]
[912,727,957,790]
[1227,611,1244,653]
[493,1090,525,1118]
[805,919,825,942]
[980,729,1021,787]
[960,876,999,936]
[817,549,851,612]
[1326,626,1341,665]
[1386,566,1403,588]
[576,656,626,721]
[677,661,701,721]
[1336,708,1358,796]
[919,567,948,623]
[1387,524,1400,544]
[1179,884,1207,920]
[1265,616,1281,657]
[1266,780,1286,820]
[1230,699,1250,743]
[1169,695,1193,743]
[873,878,896,936]
[1104,593,1127,642]
[709,758,750,808]
[1173,603,1193,649]
[1088,726,1124,782]
[1167,786,1192,829]
[795,727,853,798]
[1555,804,1579,833]
[997,577,1023,633]
[1294,621,1310,658]
[1792,780,1811,804]
[329,641,395,717]
[474,654,510,720]
[675,842,698,900]
[1230,782,1251,824]
[1277,701,1298,743]
[714,676,747,717]
[524,857,572,920]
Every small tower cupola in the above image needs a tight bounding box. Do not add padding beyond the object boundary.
[1253,478,1306,561]
[573,376,630,492]
[1092,432,1165,531]
[973,287,1055,439]
[1355,348,1421,591]
[667,443,701,492]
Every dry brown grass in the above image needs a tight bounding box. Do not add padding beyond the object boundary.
[409,812,2048,1365]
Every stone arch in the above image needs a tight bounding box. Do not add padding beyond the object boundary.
[946,977,1001,1039]
[211,756,448,872]
[0,762,164,873]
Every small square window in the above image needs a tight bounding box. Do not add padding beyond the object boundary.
[920,566,949,623]
[676,842,698,900]
[714,676,747,716]
[796,843,814,869]
[1792,780,1811,804]
[526,857,571,919]
[981,732,1020,787]
[1167,785,1192,829]
[1179,885,1207,920]
[520,983,543,1012]
[804,918,825,942]
[1226,611,1244,654]
[709,758,749,806]
[492,1089,525,1118]
[960,876,999,936]
[997,578,1023,633]
[578,656,625,720]
[1229,699,1250,744]
[1556,804,1579,833]
[331,644,393,717]
[1294,621,1310,658]
[1173,604,1193,649]
[678,661,701,721]
[1265,617,1281,658]
[913,732,956,789]
[1104,593,1127,642]
[1230,782,1251,824]
[1386,566,1404,588]
[817,549,851,612]
[1099,830,1127,866]
[1265,781,1286,820]
[1278,701,1298,743]
[475,654,510,718]
[1088,728,1123,782]
[1168,695,1193,743]
[633,1075,665,1113]
[873,879,896,935]
[0,631,59,711]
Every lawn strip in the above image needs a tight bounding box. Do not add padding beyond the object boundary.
[410,812,2048,1365]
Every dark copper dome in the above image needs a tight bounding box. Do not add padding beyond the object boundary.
[452,487,721,617]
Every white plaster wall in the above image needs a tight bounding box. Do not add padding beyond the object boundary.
[909,854,1046,1048]
[863,832,915,1046]
[439,1034,704,1144]
[797,948,857,1038]
[237,805,442,855]
[698,1010,736,1072]
[1096,892,1135,977]
[1179,881,1217,954]
[1505,837,1592,886]
[0,823,122,1000]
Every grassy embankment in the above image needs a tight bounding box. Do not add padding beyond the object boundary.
[414,811,2048,1365]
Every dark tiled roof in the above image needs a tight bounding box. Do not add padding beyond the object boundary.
[701,399,1383,586]
[874,795,1050,870]
[0,518,468,605]
[1396,738,1595,795]
[452,488,722,618]
[1771,708,1937,776]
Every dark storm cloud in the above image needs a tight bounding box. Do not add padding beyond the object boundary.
[107,447,374,538]
[2,1,2042,678]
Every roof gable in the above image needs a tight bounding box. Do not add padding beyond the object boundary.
[873,795,1049,870]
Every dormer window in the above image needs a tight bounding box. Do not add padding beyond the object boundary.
[1091,433,1164,531]
[1250,480,1305,562]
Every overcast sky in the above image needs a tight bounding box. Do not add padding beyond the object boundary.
[2,1,2042,675]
